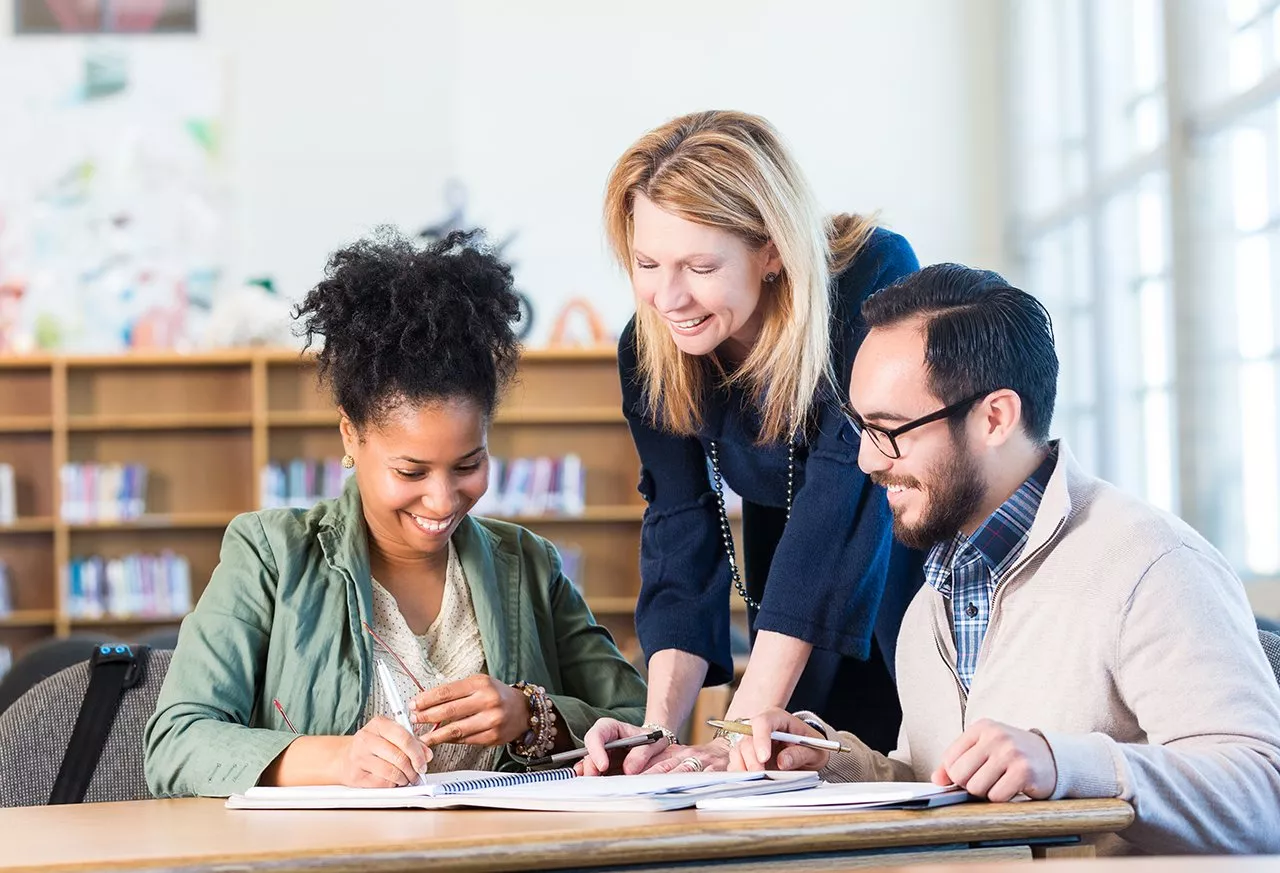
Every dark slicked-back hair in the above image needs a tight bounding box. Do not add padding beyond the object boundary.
[861,263,1059,443]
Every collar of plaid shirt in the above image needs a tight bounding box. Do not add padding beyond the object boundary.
[923,446,1059,688]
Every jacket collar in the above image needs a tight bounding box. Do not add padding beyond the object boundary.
[315,478,517,684]
[926,439,1084,675]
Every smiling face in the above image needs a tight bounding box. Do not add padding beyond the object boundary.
[629,193,781,357]
[848,320,990,550]
[340,397,490,562]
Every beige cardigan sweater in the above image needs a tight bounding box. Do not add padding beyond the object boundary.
[809,443,1280,855]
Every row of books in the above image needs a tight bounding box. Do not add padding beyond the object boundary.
[554,542,583,589]
[0,561,11,615]
[472,455,585,518]
[65,551,192,620]
[59,463,148,522]
[0,465,14,524]
[260,458,355,509]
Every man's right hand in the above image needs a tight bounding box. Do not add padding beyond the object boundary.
[576,718,675,776]
[725,708,830,773]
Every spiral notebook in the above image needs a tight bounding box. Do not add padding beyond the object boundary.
[695,781,970,812]
[226,770,819,812]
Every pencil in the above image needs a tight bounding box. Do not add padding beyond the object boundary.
[273,698,299,734]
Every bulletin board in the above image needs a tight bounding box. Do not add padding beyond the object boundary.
[0,41,226,352]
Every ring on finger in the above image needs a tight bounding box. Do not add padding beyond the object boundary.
[680,756,705,772]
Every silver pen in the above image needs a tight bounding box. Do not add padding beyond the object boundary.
[375,658,429,786]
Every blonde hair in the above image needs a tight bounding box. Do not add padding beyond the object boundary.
[604,110,875,443]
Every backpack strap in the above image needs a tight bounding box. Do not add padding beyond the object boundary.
[48,643,150,805]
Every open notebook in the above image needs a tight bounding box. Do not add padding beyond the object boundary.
[695,780,970,812]
[226,769,820,813]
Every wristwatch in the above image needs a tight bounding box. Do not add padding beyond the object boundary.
[642,723,678,746]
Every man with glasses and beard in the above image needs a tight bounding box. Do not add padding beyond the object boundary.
[726,264,1280,855]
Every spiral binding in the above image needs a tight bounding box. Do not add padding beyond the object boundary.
[440,766,577,794]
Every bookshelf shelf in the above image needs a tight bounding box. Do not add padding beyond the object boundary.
[0,518,57,533]
[0,415,54,433]
[494,407,624,425]
[67,413,254,431]
[66,512,239,532]
[493,505,644,524]
[267,411,338,428]
[0,609,57,627]
[69,615,186,627]
[586,596,638,613]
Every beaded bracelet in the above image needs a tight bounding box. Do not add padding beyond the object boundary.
[510,680,558,758]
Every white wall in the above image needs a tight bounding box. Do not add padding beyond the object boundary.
[0,0,1005,345]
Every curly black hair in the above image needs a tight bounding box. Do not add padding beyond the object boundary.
[294,228,522,428]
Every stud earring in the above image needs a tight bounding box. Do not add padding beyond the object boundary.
[764,272,778,283]
[341,454,355,469]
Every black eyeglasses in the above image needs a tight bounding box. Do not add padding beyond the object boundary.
[845,390,993,459]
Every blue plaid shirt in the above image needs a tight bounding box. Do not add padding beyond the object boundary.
[923,447,1058,690]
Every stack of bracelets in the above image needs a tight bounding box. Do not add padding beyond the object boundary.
[510,680,558,758]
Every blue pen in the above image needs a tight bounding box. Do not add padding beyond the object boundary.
[375,659,429,787]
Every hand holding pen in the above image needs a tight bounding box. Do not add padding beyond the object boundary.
[715,709,849,773]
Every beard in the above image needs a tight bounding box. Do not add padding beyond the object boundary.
[872,437,987,551]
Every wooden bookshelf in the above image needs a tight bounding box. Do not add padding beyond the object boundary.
[0,348,746,731]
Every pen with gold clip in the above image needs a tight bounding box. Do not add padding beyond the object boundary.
[706,718,856,754]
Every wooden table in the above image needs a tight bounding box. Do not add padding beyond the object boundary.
[877,861,1280,873]
[0,797,1132,872]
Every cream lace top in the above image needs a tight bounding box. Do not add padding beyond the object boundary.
[362,540,501,773]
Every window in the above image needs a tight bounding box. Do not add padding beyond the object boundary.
[1009,0,1280,576]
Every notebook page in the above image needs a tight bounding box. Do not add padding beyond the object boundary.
[241,767,575,800]
[696,780,968,810]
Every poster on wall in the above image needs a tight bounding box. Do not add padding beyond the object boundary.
[0,41,226,352]
[15,0,197,35]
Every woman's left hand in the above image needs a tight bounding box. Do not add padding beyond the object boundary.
[409,675,530,747]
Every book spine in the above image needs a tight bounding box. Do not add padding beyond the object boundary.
[0,560,11,616]
[0,463,14,524]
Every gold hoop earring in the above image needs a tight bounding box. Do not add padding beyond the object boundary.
[341,454,355,469]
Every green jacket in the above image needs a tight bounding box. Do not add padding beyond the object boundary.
[144,482,647,797]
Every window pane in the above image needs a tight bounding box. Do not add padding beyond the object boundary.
[1095,0,1166,169]
[1134,0,1162,92]
[1236,234,1275,360]
[1072,308,1097,406]
[1072,409,1100,476]
[1012,0,1086,216]
[1230,26,1265,92]
[1138,278,1171,386]
[1142,388,1176,513]
[1137,175,1167,276]
[1229,0,1260,26]
[1133,95,1164,154]
[1239,361,1280,574]
[1232,126,1270,232]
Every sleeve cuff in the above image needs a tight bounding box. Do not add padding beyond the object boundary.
[201,729,299,797]
[1037,729,1123,800]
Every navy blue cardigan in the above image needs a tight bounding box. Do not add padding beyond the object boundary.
[620,228,921,687]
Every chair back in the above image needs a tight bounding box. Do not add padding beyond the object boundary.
[1260,629,1280,690]
[0,648,172,807]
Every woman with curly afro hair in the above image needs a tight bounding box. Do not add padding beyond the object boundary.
[145,230,646,795]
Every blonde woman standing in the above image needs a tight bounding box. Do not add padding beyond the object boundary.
[582,111,922,774]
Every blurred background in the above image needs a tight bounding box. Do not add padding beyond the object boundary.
[0,0,1277,677]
